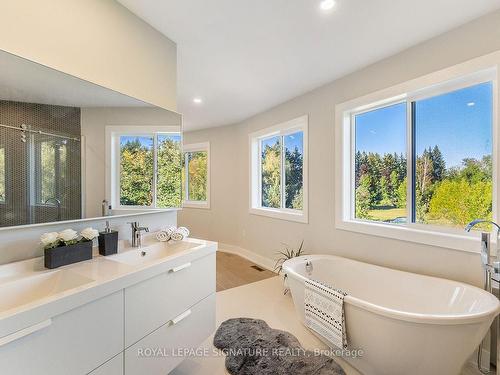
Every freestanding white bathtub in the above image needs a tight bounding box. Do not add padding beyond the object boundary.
[283,255,500,375]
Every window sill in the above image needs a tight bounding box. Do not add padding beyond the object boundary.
[182,201,210,210]
[111,207,180,215]
[336,219,481,253]
[249,207,308,224]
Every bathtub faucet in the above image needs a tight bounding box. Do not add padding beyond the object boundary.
[305,260,313,275]
[465,220,500,375]
[465,219,500,279]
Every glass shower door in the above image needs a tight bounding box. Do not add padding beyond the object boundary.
[28,132,81,224]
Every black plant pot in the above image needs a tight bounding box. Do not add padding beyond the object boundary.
[44,240,93,269]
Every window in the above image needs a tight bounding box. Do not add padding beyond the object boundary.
[0,147,4,203]
[250,116,308,223]
[108,127,182,210]
[157,134,183,208]
[413,83,493,228]
[119,135,154,206]
[354,103,407,223]
[182,142,210,209]
[337,65,497,251]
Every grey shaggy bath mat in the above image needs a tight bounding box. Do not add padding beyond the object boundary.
[213,318,346,375]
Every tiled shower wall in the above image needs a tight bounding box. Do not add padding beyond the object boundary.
[0,101,81,227]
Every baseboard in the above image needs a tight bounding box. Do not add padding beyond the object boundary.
[218,243,276,272]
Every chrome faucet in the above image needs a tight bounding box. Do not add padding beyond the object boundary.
[128,222,149,248]
[465,219,500,287]
[465,220,500,375]
[44,197,62,221]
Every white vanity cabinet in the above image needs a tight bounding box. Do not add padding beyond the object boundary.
[124,252,216,347]
[0,291,124,375]
[125,293,216,374]
[0,243,217,375]
[123,252,216,374]
[89,354,124,375]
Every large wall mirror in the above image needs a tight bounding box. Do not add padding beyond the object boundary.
[0,50,182,229]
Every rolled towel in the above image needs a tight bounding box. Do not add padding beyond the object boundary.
[170,230,185,242]
[156,231,170,242]
[164,226,176,237]
[177,227,190,237]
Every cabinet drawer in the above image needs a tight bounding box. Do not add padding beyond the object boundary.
[89,353,123,375]
[124,253,215,347]
[0,291,123,375]
[125,293,215,375]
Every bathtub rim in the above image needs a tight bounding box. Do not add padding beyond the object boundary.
[283,254,500,325]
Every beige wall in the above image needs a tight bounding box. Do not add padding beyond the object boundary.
[0,0,177,110]
[179,125,242,245]
[179,10,500,287]
[81,107,182,218]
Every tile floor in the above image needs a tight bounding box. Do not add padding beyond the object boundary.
[172,258,485,375]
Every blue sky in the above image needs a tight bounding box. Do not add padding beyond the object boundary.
[285,131,303,153]
[261,136,280,151]
[261,131,304,154]
[355,82,492,168]
[120,134,181,148]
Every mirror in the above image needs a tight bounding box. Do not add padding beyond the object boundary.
[0,50,182,228]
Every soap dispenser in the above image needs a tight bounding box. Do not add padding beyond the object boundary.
[98,221,119,256]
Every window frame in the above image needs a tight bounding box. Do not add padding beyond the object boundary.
[182,142,210,209]
[249,115,308,223]
[106,125,182,211]
[335,57,499,252]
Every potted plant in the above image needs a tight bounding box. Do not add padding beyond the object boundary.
[42,227,99,269]
[274,240,306,295]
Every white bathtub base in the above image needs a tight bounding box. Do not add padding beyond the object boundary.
[284,255,499,375]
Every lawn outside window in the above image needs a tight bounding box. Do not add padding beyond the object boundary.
[335,54,500,252]
[182,142,210,209]
[249,115,308,223]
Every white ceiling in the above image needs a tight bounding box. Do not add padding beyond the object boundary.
[0,50,147,108]
[118,0,500,131]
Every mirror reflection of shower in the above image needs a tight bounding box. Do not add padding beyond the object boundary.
[0,101,82,227]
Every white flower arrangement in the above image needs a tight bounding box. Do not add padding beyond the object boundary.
[41,227,99,250]
[40,232,59,249]
[58,229,79,245]
[81,227,99,241]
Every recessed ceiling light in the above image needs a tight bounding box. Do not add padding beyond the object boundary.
[467,102,475,107]
[193,97,203,104]
[320,0,336,11]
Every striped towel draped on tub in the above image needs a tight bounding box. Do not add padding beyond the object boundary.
[304,278,348,350]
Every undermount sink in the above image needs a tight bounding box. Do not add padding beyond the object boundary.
[107,240,199,266]
[0,270,95,314]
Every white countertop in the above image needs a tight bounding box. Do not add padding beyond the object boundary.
[0,236,217,338]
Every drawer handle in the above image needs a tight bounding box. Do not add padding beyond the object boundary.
[0,319,52,347]
[170,309,192,326]
[169,262,192,273]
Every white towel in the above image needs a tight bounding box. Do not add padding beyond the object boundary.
[177,226,190,237]
[156,231,170,242]
[164,226,177,237]
[304,278,348,350]
[170,230,185,241]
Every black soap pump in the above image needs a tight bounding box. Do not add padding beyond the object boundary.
[98,220,119,256]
